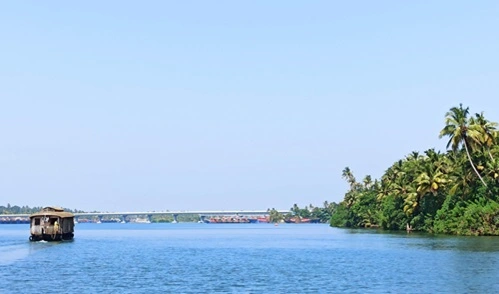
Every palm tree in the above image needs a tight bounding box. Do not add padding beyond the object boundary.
[416,164,449,196]
[363,175,373,189]
[402,190,419,217]
[381,160,406,185]
[439,104,487,187]
[486,158,499,182]
[342,167,357,190]
[446,150,473,197]
[424,148,449,173]
[471,112,498,160]
[344,191,358,208]
[392,174,419,217]
[376,180,392,201]
[382,164,419,217]
[407,151,421,162]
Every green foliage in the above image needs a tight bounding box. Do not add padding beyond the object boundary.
[268,208,284,223]
[434,186,499,235]
[349,190,378,227]
[434,198,499,236]
[330,204,348,227]
[287,203,335,223]
[379,196,408,230]
[330,105,499,236]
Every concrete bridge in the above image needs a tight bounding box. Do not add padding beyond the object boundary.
[0,209,290,223]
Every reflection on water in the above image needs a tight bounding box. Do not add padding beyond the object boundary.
[403,234,499,253]
[345,228,499,252]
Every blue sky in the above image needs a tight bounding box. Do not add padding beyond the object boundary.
[1,1,499,212]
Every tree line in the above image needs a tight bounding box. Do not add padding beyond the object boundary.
[267,202,338,223]
[0,204,84,215]
[330,104,499,235]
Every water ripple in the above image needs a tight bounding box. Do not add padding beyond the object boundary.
[1,224,498,293]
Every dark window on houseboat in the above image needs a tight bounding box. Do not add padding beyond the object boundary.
[50,218,57,225]
[34,218,40,225]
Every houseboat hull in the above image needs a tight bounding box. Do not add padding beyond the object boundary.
[29,233,74,242]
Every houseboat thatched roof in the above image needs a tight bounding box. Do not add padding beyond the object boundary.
[43,206,64,212]
[29,206,74,219]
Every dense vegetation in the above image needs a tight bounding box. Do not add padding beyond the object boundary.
[1,204,84,214]
[282,202,337,223]
[330,104,499,235]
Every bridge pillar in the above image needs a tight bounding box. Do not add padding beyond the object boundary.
[147,215,153,223]
[74,216,79,223]
[199,215,207,223]
[121,215,128,223]
[172,214,178,223]
[97,215,103,223]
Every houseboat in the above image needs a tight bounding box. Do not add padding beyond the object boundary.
[29,206,75,241]
[206,216,251,223]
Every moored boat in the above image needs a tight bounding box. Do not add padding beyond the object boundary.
[284,217,313,223]
[132,218,151,223]
[257,216,270,223]
[207,216,251,223]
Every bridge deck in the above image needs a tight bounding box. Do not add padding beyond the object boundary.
[0,210,290,218]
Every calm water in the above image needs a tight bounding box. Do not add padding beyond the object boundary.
[1,223,498,293]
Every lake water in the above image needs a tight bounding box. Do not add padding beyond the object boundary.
[1,223,498,293]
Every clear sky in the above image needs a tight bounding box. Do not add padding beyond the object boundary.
[1,1,499,212]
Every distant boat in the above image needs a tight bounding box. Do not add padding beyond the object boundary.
[206,216,250,223]
[133,218,151,224]
[0,217,29,224]
[101,218,122,223]
[283,218,320,223]
[257,217,270,223]
[284,217,312,224]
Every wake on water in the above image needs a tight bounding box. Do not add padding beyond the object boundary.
[0,240,53,265]
[0,244,30,266]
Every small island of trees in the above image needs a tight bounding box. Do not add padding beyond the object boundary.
[330,104,499,235]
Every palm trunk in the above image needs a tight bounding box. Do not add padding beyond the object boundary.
[464,141,488,187]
